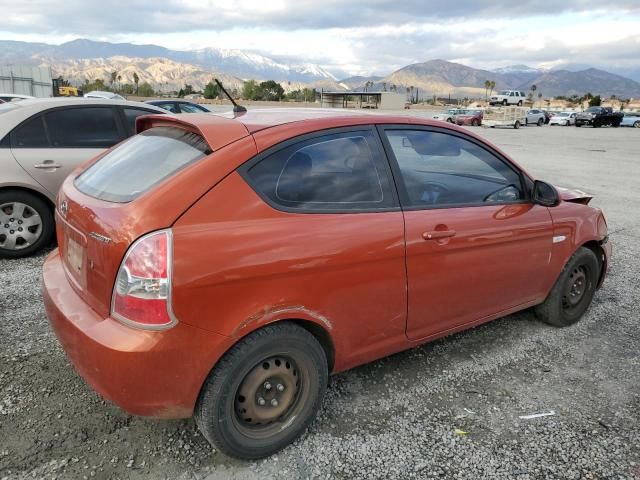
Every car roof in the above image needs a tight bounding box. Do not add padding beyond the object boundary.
[136,108,476,150]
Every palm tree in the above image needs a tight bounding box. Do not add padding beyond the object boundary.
[484,80,491,100]
[110,71,118,89]
[489,80,496,98]
[117,75,122,92]
[410,86,414,103]
[382,82,387,92]
[133,72,139,95]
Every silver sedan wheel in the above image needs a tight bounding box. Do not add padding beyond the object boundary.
[0,202,43,250]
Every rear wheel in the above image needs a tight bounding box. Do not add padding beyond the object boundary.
[517,100,523,106]
[471,119,479,126]
[0,190,54,259]
[634,121,640,128]
[535,247,600,327]
[195,322,328,459]
[514,121,520,129]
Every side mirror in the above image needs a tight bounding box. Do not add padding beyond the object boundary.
[532,180,559,207]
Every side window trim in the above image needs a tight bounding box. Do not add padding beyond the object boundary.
[9,113,52,148]
[41,105,126,148]
[238,125,400,214]
[376,124,531,211]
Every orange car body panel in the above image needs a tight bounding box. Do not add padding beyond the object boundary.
[43,109,610,419]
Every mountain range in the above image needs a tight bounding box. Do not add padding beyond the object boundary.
[2,39,640,98]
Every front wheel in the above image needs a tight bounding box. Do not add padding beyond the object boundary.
[195,322,328,459]
[517,100,523,106]
[0,190,54,259]
[634,121,640,128]
[537,118,544,126]
[471,119,479,126]
[535,247,600,327]
[502,99,508,106]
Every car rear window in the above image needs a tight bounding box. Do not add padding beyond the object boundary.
[74,126,211,203]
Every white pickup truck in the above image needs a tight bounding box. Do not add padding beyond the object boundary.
[489,90,527,106]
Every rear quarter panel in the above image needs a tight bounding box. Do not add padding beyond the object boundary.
[171,172,408,373]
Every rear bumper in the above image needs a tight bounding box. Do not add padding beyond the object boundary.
[42,249,232,418]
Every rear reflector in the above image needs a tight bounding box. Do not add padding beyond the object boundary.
[111,229,177,329]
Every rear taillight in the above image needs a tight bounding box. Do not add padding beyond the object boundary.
[111,229,177,329]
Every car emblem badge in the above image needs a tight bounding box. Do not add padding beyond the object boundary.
[89,232,112,244]
[59,200,68,217]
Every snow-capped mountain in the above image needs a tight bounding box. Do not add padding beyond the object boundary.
[0,39,339,83]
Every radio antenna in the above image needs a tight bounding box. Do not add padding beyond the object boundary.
[215,79,246,113]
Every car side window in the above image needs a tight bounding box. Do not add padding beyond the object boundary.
[123,108,157,135]
[158,103,178,113]
[179,103,207,113]
[11,114,49,147]
[384,129,524,207]
[44,107,121,148]
[244,130,396,211]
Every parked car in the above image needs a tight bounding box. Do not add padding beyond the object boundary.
[43,109,610,459]
[549,112,577,126]
[575,106,623,127]
[0,98,166,258]
[620,112,640,128]
[84,90,126,100]
[454,109,483,126]
[145,99,211,113]
[489,90,527,106]
[432,108,466,123]
[0,93,36,102]
[526,109,546,126]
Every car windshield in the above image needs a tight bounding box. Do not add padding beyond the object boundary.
[74,127,211,203]
[586,107,601,112]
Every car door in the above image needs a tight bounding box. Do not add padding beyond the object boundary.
[379,126,554,341]
[10,106,125,196]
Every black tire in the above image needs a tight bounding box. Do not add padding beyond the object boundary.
[517,100,523,106]
[593,120,601,128]
[514,121,520,129]
[0,190,54,259]
[576,122,582,127]
[502,99,508,106]
[535,247,600,327]
[537,118,544,126]
[195,322,328,459]
[634,121,640,128]
[612,120,620,128]
[471,119,479,126]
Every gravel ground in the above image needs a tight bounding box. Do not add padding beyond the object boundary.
[1,123,639,480]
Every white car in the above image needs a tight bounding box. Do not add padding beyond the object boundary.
[489,90,527,106]
[0,93,36,102]
[432,108,466,123]
[84,90,126,100]
[549,112,577,126]
[525,109,545,126]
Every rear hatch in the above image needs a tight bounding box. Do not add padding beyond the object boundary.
[55,115,250,318]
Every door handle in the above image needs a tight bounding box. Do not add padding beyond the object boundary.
[422,230,456,240]
[34,161,62,169]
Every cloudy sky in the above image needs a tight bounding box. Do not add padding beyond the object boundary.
[2,0,640,79]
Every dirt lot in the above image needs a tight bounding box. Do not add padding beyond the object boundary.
[1,123,639,480]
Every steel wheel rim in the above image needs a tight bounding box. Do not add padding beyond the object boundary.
[233,355,307,440]
[562,265,589,310]
[0,202,43,250]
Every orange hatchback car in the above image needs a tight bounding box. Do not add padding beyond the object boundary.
[43,109,610,459]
